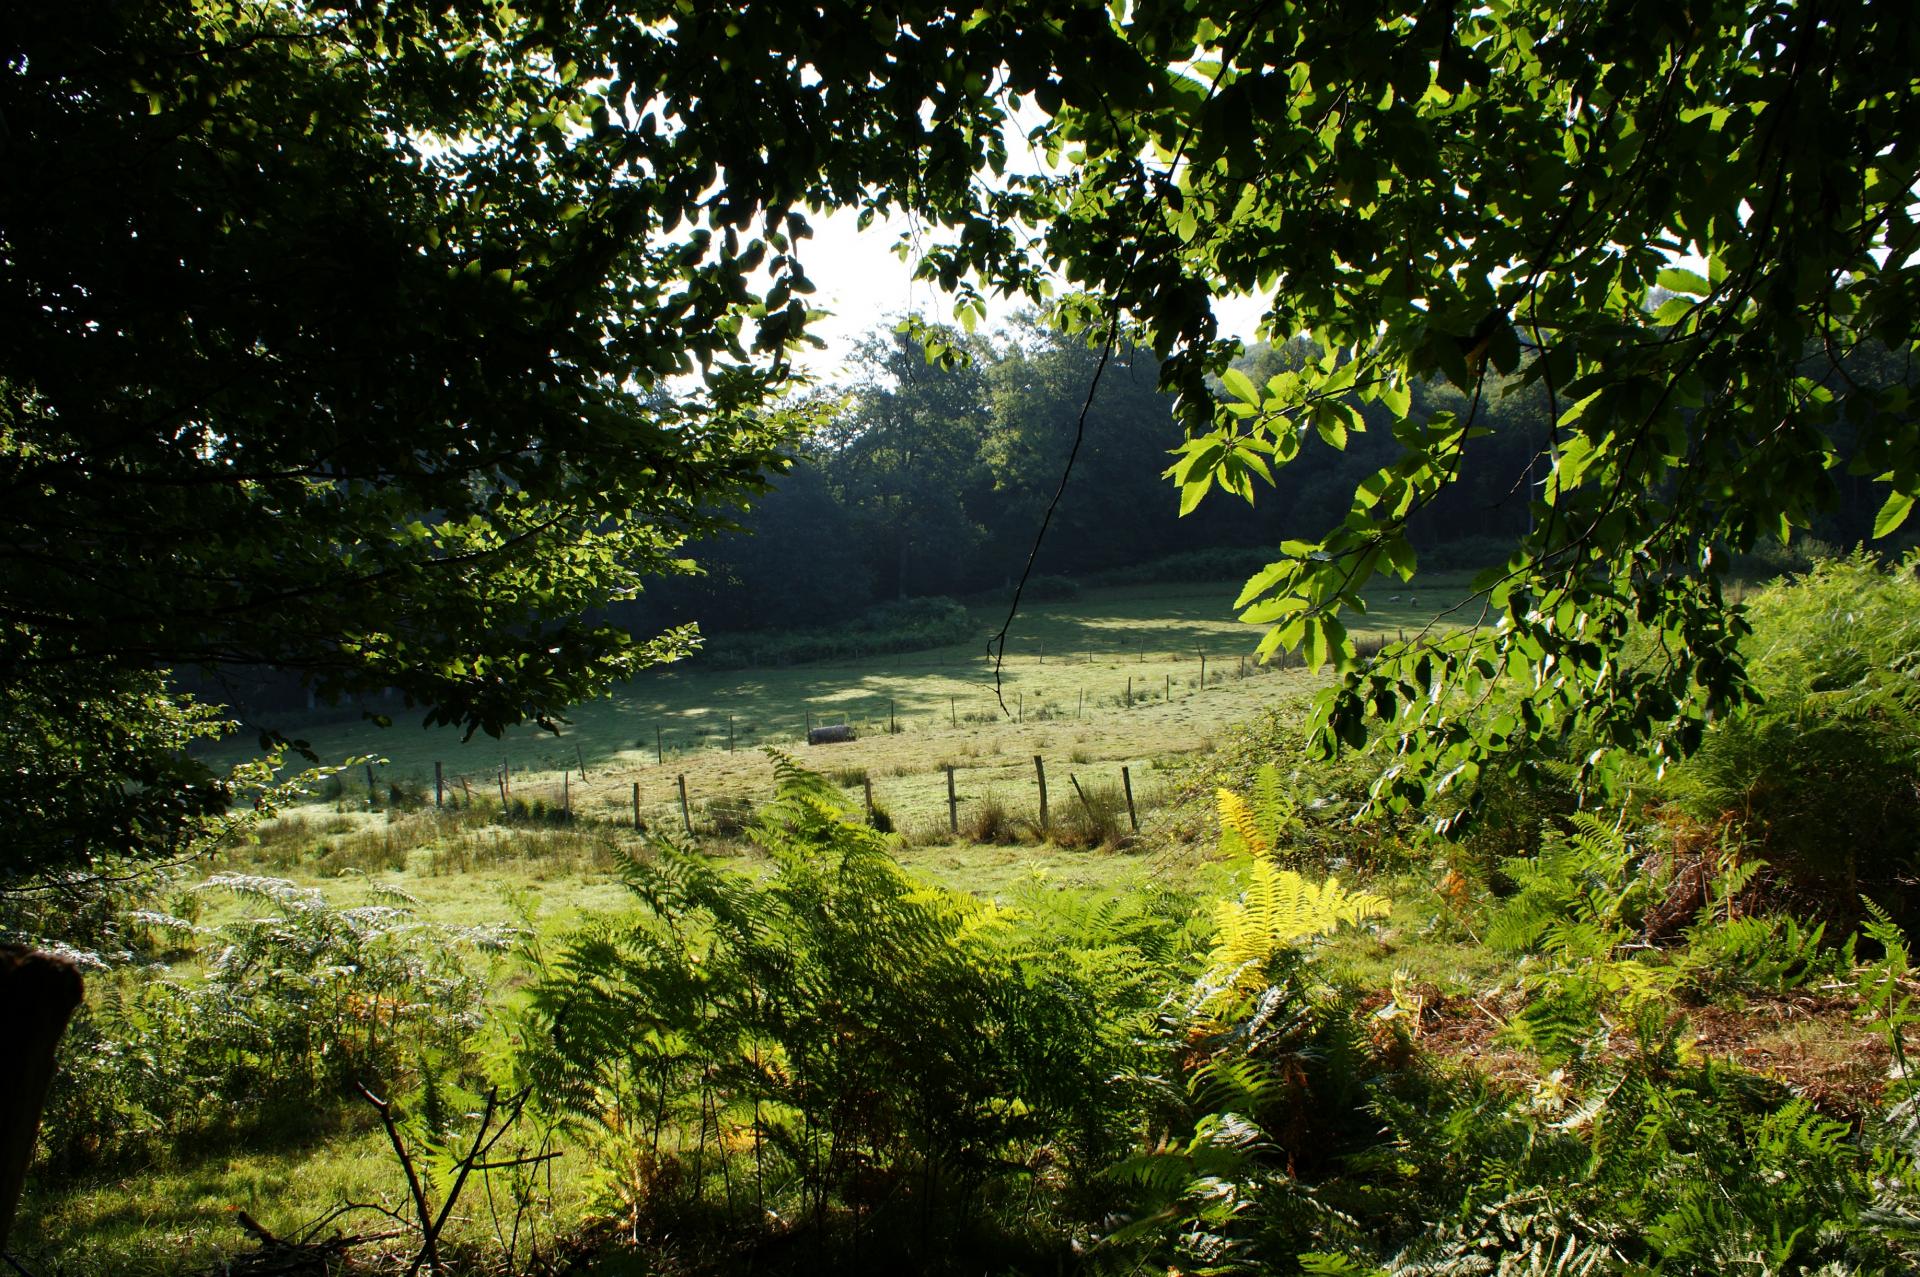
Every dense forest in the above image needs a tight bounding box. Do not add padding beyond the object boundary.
[622,321,1900,641]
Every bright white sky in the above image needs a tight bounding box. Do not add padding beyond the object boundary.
[790,206,1273,383]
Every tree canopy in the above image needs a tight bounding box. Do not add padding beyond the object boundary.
[938,0,1920,808]
[5,0,1917,870]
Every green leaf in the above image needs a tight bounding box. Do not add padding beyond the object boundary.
[1656,267,1712,297]
[1873,488,1915,539]
[1221,368,1260,406]
[1314,403,1349,450]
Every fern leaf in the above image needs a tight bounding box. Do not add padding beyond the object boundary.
[1209,862,1388,987]
[1217,787,1270,858]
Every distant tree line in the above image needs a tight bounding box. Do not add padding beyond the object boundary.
[614,316,1899,643]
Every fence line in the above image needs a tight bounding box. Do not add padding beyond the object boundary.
[355,640,1342,828]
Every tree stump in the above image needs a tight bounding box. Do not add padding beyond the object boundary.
[0,945,84,1248]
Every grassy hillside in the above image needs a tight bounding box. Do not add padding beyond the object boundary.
[244,577,1467,839]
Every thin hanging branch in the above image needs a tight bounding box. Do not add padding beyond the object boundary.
[986,312,1120,712]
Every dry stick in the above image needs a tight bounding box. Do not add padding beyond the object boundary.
[950,696,956,727]
[1199,652,1207,687]
[366,762,376,806]
[496,764,508,807]
[946,766,958,835]
[863,775,874,824]
[678,775,691,836]
[575,745,588,781]
[1033,755,1049,832]
[1078,689,1084,718]
[459,776,471,806]
[655,726,663,766]
[1069,773,1095,824]
[355,1082,440,1276]
[1121,766,1138,832]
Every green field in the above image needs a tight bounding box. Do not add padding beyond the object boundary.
[255,577,1465,848]
[22,568,1915,1277]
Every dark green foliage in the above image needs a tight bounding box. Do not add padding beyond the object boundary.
[518,756,1183,1252]
[37,875,503,1171]
[1022,574,1083,602]
[701,596,977,669]
[1670,554,1920,921]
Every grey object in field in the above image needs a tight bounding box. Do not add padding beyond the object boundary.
[807,723,855,745]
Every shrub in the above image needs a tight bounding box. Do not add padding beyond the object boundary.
[1668,552,1920,921]
[703,596,978,667]
[1022,573,1081,601]
[38,875,506,1170]
[518,757,1169,1251]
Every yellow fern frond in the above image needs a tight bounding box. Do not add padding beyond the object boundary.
[1216,787,1270,858]
[1209,861,1389,989]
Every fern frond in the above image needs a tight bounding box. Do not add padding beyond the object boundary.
[1217,787,1270,858]
[1209,862,1388,987]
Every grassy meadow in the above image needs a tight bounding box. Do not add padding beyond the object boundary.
[247,578,1465,859]
[23,563,1919,1277]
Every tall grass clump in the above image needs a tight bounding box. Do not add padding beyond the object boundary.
[1052,780,1132,849]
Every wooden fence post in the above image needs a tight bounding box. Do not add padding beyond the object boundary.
[1018,691,1024,723]
[1034,755,1049,832]
[1078,689,1084,718]
[655,726,663,766]
[1165,673,1171,701]
[632,781,641,832]
[1199,653,1207,686]
[366,762,376,806]
[562,772,570,818]
[1126,676,1132,708]
[434,761,443,809]
[946,766,958,835]
[889,699,896,735]
[575,745,588,781]
[1121,766,1138,831]
[728,714,735,752]
[863,775,874,824]
[950,696,956,727]
[678,774,691,836]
